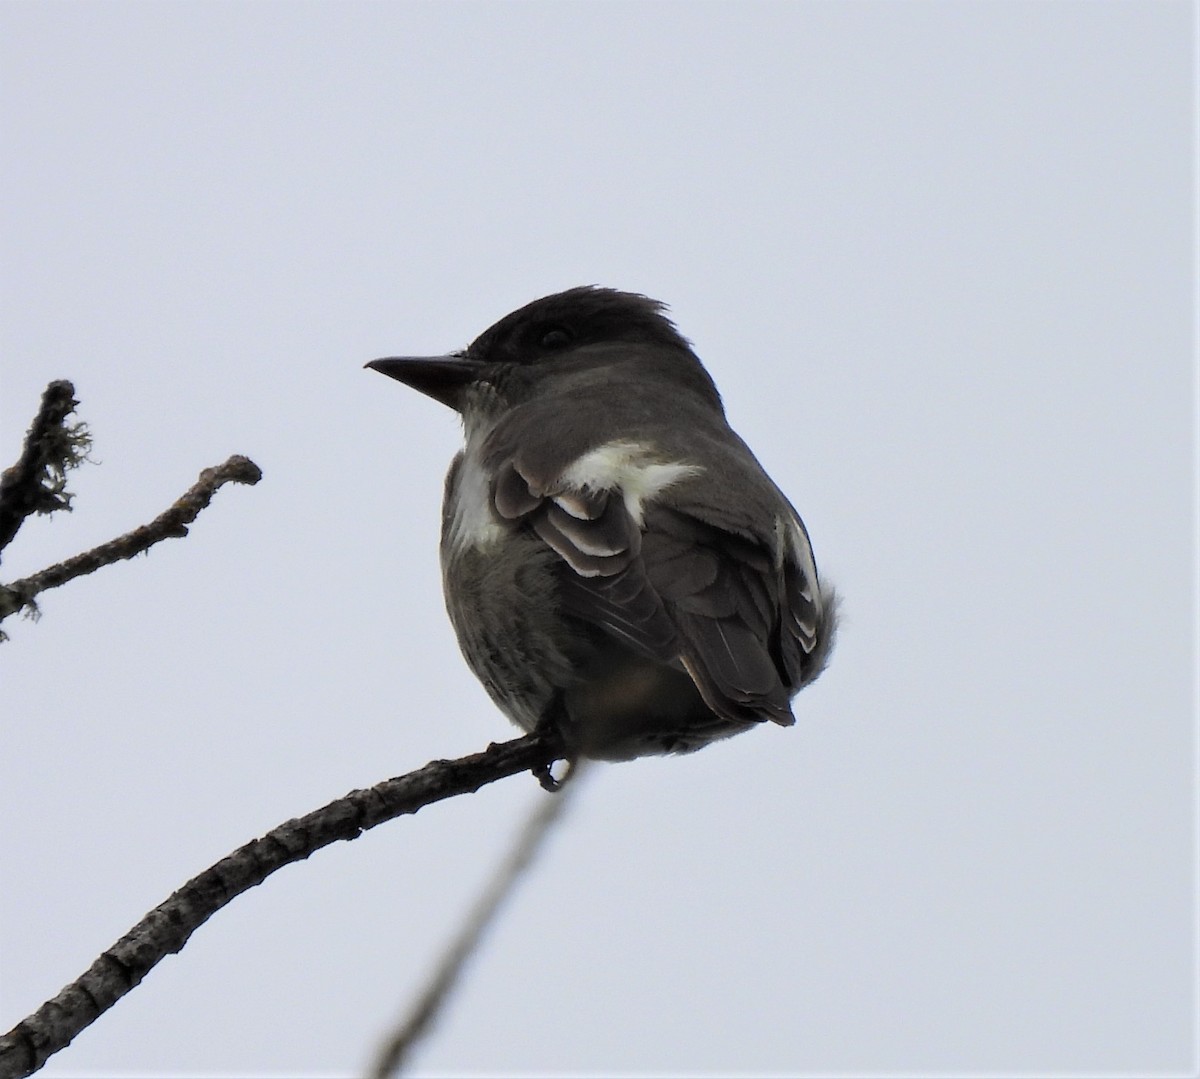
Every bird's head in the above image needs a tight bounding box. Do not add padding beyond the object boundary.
[366,286,721,415]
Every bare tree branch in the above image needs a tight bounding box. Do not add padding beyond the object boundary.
[0,380,89,558]
[0,380,566,1077]
[370,763,584,1078]
[0,455,262,624]
[0,731,566,1079]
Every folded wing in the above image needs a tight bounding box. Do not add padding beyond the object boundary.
[491,456,829,728]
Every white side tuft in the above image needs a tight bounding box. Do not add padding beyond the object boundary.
[559,440,703,526]
[448,421,506,550]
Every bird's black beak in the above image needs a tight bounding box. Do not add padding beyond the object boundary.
[365,355,487,412]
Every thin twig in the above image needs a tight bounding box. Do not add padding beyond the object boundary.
[0,380,89,558]
[0,731,566,1079]
[0,455,263,623]
[370,763,584,1079]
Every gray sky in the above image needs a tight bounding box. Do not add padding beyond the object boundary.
[1,2,1194,1076]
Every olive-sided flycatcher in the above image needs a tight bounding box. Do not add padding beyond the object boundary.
[367,287,836,762]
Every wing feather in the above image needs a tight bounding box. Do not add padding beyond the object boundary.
[489,456,829,728]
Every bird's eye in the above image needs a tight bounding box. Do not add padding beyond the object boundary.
[539,327,573,350]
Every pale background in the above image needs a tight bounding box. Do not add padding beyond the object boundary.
[1,3,1194,1077]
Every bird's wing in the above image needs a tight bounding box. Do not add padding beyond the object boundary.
[639,502,807,726]
[493,457,680,662]
[490,452,824,727]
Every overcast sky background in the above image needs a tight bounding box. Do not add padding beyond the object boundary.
[1,3,1194,1077]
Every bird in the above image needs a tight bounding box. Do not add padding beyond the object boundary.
[367,286,836,762]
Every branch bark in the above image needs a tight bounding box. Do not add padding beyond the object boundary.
[0,455,262,624]
[0,731,565,1079]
